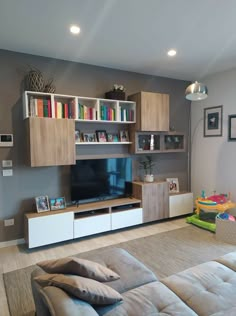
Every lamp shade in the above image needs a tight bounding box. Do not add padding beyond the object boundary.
[185,81,208,101]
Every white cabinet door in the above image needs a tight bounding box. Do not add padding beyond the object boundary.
[111,208,143,230]
[28,212,74,248]
[169,193,193,218]
[74,214,111,238]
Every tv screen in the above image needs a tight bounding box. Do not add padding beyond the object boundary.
[71,158,132,203]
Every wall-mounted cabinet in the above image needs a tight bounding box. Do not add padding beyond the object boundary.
[128,91,169,131]
[25,117,75,167]
[129,131,185,154]
[23,91,136,164]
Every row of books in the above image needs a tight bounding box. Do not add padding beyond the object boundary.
[28,98,135,122]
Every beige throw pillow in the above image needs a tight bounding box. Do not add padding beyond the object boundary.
[37,257,120,282]
[34,274,123,305]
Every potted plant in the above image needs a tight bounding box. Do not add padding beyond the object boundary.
[105,84,126,100]
[139,156,155,182]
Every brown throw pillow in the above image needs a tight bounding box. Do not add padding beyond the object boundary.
[37,257,120,282]
[34,274,123,305]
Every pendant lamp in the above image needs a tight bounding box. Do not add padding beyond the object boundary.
[185,81,208,101]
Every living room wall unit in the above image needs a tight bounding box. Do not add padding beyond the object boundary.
[0,49,191,244]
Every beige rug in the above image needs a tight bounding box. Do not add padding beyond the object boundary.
[3,225,236,316]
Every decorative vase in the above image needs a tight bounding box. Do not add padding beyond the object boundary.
[25,69,45,92]
[144,174,154,182]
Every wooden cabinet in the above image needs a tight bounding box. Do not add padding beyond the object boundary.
[25,117,75,167]
[128,91,169,131]
[132,181,169,223]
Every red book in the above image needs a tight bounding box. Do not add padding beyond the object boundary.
[64,103,68,118]
[37,99,44,117]
[48,100,51,118]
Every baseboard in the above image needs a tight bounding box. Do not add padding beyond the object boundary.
[0,238,25,248]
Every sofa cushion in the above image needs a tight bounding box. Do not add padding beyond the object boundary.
[37,257,120,282]
[78,248,158,293]
[40,286,99,316]
[162,261,236,316]
[214,251,236,272]
[95,281,197,316]
[34,273,122,305]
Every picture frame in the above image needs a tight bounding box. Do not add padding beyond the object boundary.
[35,196,50,213]
[75,130,81,143]
[96,130,107,142]
[49,197,66,210]
[83,133,97,142]
[120,130,129,142]
[204,105,223,137]
[107,133,119,142]
[228,114,236,141]
[166,178,179,193]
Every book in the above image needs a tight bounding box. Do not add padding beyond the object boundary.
[37,99,44,117]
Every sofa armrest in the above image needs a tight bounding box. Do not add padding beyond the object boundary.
[40,286,99,316]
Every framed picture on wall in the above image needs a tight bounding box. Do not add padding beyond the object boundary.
[35,196,50,213]
[49,197,66,211]
[204,105,223,137]
[228,115,236,141]
[166,178,179,193]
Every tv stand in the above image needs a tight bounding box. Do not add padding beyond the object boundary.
[25,197,142,248]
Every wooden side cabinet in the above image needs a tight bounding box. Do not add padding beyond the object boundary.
[132,181,169,223]
[128,91,169,131]
[25,117,75,167]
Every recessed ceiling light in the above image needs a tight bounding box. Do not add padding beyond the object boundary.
[167,49,177,57]
[70,25,81,35]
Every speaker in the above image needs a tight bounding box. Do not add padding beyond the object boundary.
[125,181,133,197]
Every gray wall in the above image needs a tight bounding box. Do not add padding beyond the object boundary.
[0,49,190,242]
[191,67,236,201]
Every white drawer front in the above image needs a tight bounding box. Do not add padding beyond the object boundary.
[28,212,74,248]
[74,214,111,238]
[169,193,193,217]
[111,208,143,230]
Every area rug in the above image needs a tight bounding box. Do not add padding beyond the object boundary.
[3,225,236,316]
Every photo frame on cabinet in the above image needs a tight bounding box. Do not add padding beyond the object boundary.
[35,196,50,213]
[204,105,223,137]
[49,197,66,211]
[83,133,97,142]
[166,178,179,193]
[107,133,119,142]
[96,130,107,142]
[120,130,129,142]
[75,130,81,143]
[228,114,236,141]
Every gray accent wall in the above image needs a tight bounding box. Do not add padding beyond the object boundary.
[0,49,190,242]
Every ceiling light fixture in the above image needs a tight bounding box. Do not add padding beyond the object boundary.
[185,81,208,101]
[167,49,177,57]
[70,25,81,35]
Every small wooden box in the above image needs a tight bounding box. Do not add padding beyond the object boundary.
[216,213,236,245]
[105,90,126,100]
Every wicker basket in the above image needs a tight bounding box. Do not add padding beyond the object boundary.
[216,215,236,244]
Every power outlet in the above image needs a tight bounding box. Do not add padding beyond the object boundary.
[4,218,14,226]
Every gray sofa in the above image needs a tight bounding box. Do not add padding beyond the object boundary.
[31,248,236,316]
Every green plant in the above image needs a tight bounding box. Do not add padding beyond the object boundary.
[139,156,155,175]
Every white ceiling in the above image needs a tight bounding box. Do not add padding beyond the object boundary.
[1,0,236,81]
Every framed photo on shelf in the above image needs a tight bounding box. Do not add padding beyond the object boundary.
[120,130,129,142]
[83,133,97,142]
[107,133,119,142]
[75,130,81,143]
[166,178,179,193]
[228,114,236,141]
[49,197,66,211]
[96,130,107,142]
[35,196,50,213]
[204,105,223,137]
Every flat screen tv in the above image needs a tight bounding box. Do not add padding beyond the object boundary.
[70,158,132,204]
